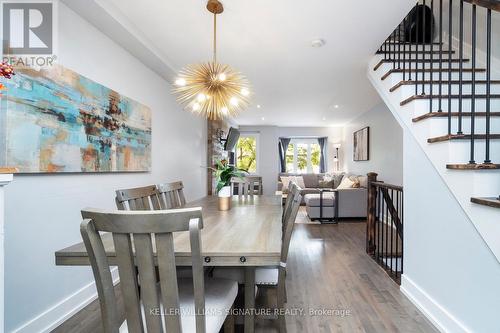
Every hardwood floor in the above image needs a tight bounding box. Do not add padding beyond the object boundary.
[52,208,437,333]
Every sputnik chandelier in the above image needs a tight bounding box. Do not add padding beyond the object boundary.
[173,0,251,120]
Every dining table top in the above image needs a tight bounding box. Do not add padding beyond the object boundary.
[55,195,283,267]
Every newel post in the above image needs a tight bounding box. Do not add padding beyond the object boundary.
[366,172,378,255]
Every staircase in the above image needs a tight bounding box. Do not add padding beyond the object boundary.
[368,0,500,261]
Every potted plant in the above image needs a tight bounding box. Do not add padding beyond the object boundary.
[209,159,245,211]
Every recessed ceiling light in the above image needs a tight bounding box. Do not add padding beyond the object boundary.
[261,117,265,121]
[257,104,261,109]
[334,104,339,109]
[322,117,326,121]
[311,38,326,48]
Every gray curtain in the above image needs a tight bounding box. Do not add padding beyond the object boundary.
[278,138,291,172]
[317,137,327,173]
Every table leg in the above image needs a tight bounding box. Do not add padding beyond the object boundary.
[244,266,256,333]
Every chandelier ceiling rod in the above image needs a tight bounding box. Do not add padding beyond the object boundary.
[213,13,217,63]
[207,0,223,63]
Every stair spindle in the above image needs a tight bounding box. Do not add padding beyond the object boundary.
[403,17,406,81]
[469,4,476,164]
[438,0,443,113]
[416,1,420,96]
[458,0,464,134]
[485,9,491,164]
[448,0,453,134]
[422,0,426,96]
[398,23,401,69]
[430,0,434,113]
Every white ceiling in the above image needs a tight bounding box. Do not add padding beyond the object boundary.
[64,0,414,126]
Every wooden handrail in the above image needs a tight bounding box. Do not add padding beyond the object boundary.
[464,0,500,11]
[370,181,403,192]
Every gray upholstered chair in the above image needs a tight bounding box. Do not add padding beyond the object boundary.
[80,207,238,333]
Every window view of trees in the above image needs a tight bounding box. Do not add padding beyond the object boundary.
[297,143,308,173]
[236,136,257,173]
[311,144,320,173]
[285,140,321,173]
[286,143,294,173]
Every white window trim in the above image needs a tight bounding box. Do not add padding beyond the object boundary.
[286,138,323,174]
[235,132,260,174]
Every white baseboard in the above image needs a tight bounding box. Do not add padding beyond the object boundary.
[400,274,471,333]
[11,268,119,333]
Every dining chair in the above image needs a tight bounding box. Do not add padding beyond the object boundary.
[80,207,238,333]
[115,185,162,211]
[157,181,187,209]
[115,183,194,278]
[212,183,302,332]
[231,177,252,200]
[245,176,263,195]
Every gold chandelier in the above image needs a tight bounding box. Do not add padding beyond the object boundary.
[173,0,251,120]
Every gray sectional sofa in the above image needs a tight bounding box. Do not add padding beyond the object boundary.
[277,172,367,219]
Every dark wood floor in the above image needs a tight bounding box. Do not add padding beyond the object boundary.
[53,208,437,333]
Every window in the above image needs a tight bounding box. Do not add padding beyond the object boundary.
[285,139,322,173]
[235,134,258,173]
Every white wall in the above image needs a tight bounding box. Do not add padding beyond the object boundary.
[343,103,403,185]
[238,126,343,195]
[4,4,206,332]
[402,132,500,333]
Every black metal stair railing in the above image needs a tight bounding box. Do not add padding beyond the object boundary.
[366,173,404,284]
[375,0,500,204]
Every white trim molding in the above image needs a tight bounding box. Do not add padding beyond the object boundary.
[11,268,119,333]
[0,173,15,333]
[400,275,471,333]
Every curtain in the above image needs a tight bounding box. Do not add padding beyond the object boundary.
[317,137,327,173]
[278,138,291,172]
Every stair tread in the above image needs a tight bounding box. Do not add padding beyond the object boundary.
[385,41,443,45]
[413,112,500,122]
[377,50,455,54]
[374,58,468,71]
[471,197,500,209]
[390,80,500,92]
[427,134,500,143]
[381,68,486,80]
[447,163,500,170]
[401,94,500,106]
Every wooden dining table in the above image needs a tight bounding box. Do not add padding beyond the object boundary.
[55,195,283,333]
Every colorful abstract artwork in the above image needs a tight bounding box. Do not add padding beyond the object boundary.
[0,64,151,173]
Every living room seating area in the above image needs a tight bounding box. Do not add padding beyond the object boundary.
[278,173,368,222]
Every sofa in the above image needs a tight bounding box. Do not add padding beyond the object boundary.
[277,172,367,219]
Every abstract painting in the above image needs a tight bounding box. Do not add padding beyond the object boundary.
[353,126,369,161]
[0,64,151,173]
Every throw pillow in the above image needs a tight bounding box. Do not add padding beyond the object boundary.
[332,173,345,188]
[293,176,306,189]
[322,173,334,182]
[337,176,355,189]
[324,172,344,188]
[349,176,361,188]
[280,175,306,191]
[318,179,334,188]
